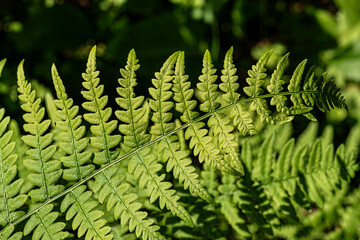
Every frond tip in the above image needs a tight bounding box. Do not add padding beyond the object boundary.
[17,61,64,202]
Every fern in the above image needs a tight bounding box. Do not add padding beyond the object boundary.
[198,49,244,174]
[52,63,113,240]
[81,46,121,165]
[149,51,213,203]
[173,50,240,175]
[51,64,94,182]
[0,108,27,240]
[115,49,193,227]
[0,46,352,240]
[220,47,256,136]
[17,60,64,202]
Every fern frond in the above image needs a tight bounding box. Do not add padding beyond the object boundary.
[238,50,347,126]
[116,49,194,227]
[0,108,27,239]
[220,47,256,136]
[267,53,289,112]
[60,185,112,240]
[0,59,6,77]
[217,175,251,239]
[17,60,64,202]
[116,49,149,149]
[317,79,347,111]
[172,50,240,176]
[24,204,68,239]
[51,64,95,181]
[234,173,279,236]
[149,51,213,203]
[198,50,244,174]
[250,126,358,212]
[93,166,165,240]
[81,46,120,165]
[244,49,273,123]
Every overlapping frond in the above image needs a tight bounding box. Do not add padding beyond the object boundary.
[149,51,213,203]
[115,49,194,227]
[51,65,94,181]
[81,46,120,165]
[17,61,64,202]
[217,175,250,239]
[0,46,350,240]
[0,108,27,239]
[250,126,359,214]
[197,50,244,174]
[172,50,240,176]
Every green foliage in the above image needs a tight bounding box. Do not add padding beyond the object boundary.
[0,46,355,240]
[17,60,64,202]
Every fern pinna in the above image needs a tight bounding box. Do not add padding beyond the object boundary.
[0,46,352,240]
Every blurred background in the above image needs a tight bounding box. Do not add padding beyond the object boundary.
[0,0,359,137]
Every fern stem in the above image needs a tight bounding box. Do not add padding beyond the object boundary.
[3,89,319,230]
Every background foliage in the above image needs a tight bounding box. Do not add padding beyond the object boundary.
[0,0,359,239]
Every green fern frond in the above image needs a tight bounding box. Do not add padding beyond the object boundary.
[234,173,279,236]
[53,66,112,239]
[51,65,95,181]
[244,49,273,123]
[173,50,240,176]
[81,46,121,165]
[0,108,27,239]
[0,59,6,77]
[93,166,165,240]
[116,49,149,149]
[198,49,244,174]
[116,49,194,227]
[239,50,347,126]
[317,79,347,111]
[220,47,256,136]
[149,51,213,203]
[24,204,68,239]
[60,185,112,240]
[267,53,289,112]
[0,46,350,240]
[281,181,360,240]
[251,126,358,211]
[82,49,164,239]
[17,60,64,202]
[217,175,251,239]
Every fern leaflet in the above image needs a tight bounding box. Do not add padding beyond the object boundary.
[81,46,120,165]
[173,51,240,176]
[51,64,94,181]
[17,60,64,202]
[115,49,193,226]
[198,49,244,174]
[149,51,213,203]
[220,47,256,136]
[0,108,27,239]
